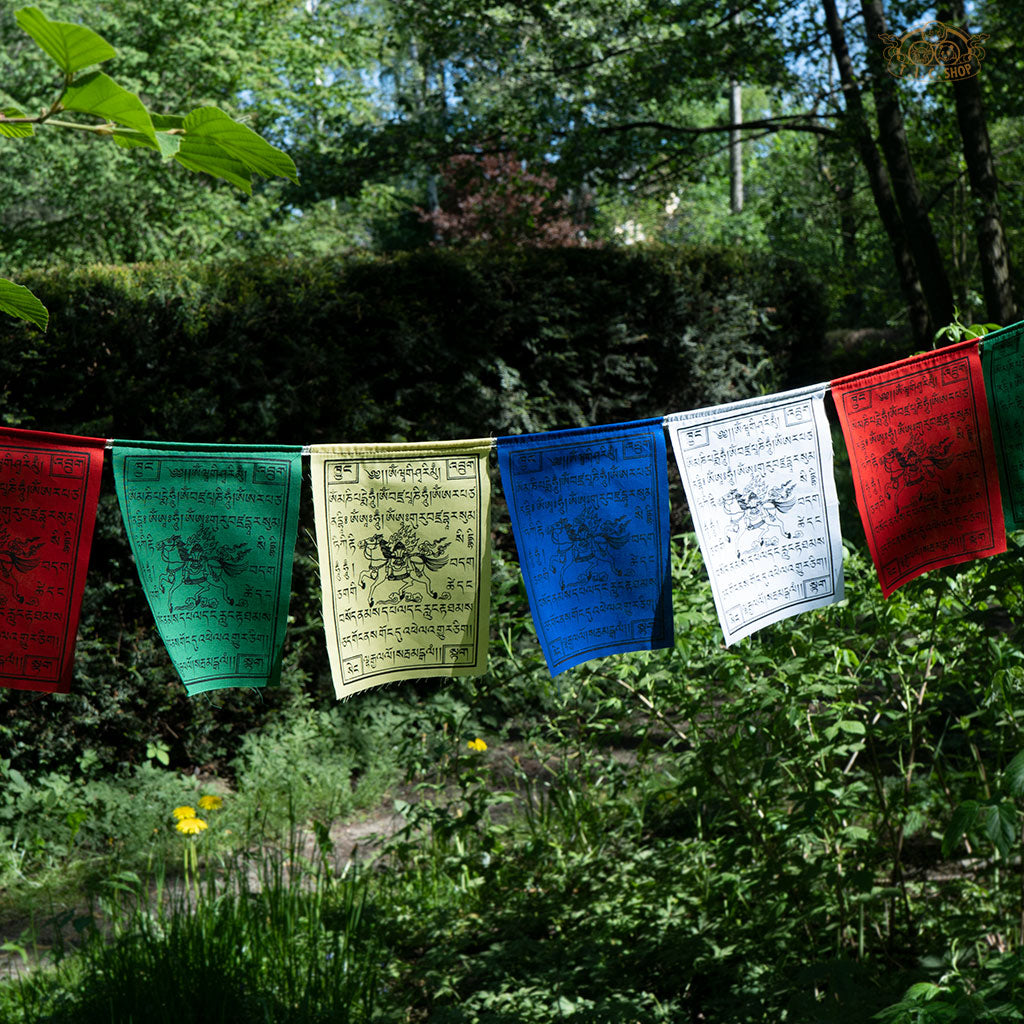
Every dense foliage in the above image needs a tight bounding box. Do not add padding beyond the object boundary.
[0,5,298,331]
[3,245,824,442]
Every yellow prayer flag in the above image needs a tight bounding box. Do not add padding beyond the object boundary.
[310,439,492,697]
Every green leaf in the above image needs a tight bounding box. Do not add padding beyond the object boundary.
[146,740,170,766]
[942,799,980,858]
[0,107,34,138]
[175,137,251,191]
[969,322,1002,336]
[61,71,156,142]
[174,107,298,194]
[109,129,156,152]
[151,114,185,131]
[0,278,48,330]
[1004,749,1024,798]
[984,801,1018,858]
[3,766,31,793]
[15,6,116,75]
[111,127,181,159]
[0,941,27,964]
[905,982,943,1001]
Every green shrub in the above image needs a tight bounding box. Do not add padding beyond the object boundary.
[1,246,823,442]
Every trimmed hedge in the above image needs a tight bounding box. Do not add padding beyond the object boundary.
[3,245,824,440]
[0,245,826,775]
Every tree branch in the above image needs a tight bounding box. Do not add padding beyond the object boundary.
[576,114,836,139]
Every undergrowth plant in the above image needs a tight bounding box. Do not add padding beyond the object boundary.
[4,532,1024,1021]
[229,694,397,830]
[363,533,1024,1020]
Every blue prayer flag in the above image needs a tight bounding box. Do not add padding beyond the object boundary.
[497,419,674,675]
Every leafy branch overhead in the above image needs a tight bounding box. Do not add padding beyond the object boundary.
[0,6,298,330]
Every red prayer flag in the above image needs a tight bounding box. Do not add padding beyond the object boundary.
[0,427,106,692]
[831,339,1005,597]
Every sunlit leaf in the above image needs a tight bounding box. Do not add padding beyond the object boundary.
[0,278,48,330]
[174,107,297,193]
[15,6,116,75]
[61,71,156,142]
[112,127,181,158]
[0,107,34,138]
[110,129,157,153]
[904,982,943,1001]
[174,136,252,192]
[0,941,27,964]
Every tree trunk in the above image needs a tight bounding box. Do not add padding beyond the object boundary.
[729,11,743,214]
[821,0,931,346]
[940,0,1017,324]
[860,0,955,333]
[729,79,743,213]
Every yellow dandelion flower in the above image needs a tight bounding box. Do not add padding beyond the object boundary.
[467,738,487,752]
[198,794,223,811]
[172,805,196,821]
[175,817,208,835]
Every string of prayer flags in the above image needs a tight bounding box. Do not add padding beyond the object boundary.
[310,439,492,698]
[666,383,845,646]
[831,339,1005,598]
[980,321,1024,529]
[496,419,673,675]
[111,441,303,695]
[0,426,106,692]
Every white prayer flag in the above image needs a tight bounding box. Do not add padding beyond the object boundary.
[666,383,845,645]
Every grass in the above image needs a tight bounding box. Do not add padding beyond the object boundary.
[5,841,380,1024]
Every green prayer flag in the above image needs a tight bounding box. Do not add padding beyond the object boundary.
[980,320,1024,528]
[112,441,302,695]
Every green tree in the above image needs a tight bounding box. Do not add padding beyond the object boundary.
[0,1,383,277]
[328,0,1015,338]
[0,5,298,329]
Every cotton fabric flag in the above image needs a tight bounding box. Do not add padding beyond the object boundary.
[310,439,492,698]
[112,441,302,695]
[980,318,1024,528]
[0,426,105,692]
[832,339,1005,597]
[496,419,673,675]
[666,383,845,645]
